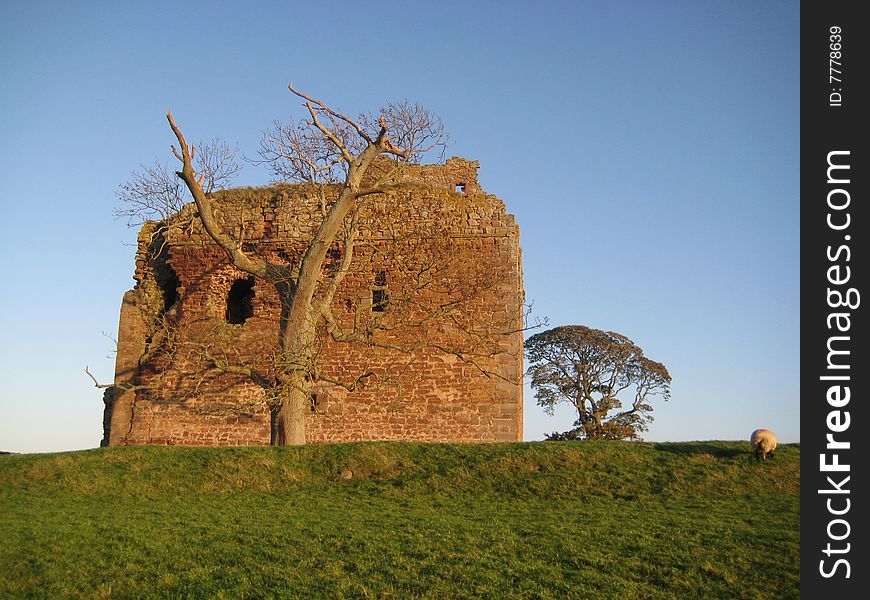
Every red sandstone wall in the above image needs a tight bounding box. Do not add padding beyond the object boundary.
[109,159,523,446]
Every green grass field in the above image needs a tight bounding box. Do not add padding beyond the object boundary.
[0,441,798,599]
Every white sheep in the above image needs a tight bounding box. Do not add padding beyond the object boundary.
[750,428,778,461]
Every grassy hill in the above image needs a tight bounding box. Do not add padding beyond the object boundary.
[0,441,798,599]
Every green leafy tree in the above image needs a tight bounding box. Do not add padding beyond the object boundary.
[526,325,671,440]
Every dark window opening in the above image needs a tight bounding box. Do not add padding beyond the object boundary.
[455,182,466,193]
[310,393,319,412]
[372,271,389,312]
[148,228,179,315]
[158,266,180,313]
[226,277,255,324]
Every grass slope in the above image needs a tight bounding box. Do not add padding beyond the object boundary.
[0,441,798,599]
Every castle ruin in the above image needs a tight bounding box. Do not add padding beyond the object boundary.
[103,158,524,446]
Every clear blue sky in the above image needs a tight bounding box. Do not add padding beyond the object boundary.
[0,1,799,453]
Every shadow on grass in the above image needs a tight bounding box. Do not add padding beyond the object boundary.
[653,443,745,458]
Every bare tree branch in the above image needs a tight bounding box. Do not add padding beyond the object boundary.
[85,366,114,389]
[116,139,241,226]
[167,112,272,280]
[288,83,372,143]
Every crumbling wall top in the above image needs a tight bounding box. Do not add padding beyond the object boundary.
[366,157,481,194]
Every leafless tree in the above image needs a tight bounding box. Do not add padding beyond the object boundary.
[115,139,241,226]
[116,84,515,446]
[115,159,184,225]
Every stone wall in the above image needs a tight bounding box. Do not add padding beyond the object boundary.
[104,158,524,446]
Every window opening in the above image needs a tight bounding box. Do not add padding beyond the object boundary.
[455,183,467,193]
[226,277,255,324]
[149,229,179,315]
[372,271,389,312]
[158,265,180,313]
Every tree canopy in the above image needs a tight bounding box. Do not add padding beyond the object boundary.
[525,325,671,440]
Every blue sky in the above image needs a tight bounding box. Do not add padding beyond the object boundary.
[0,1,799,453]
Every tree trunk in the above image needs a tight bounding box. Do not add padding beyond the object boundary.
[273,374,308,446]
[274,291,317,445]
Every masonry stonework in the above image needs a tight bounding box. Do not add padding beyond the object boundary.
[103,158,524,446]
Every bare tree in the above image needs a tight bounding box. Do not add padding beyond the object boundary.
[115,159,184,225]
[116,139,241,226]
[105,85,531,447]
[118,85,483,446]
